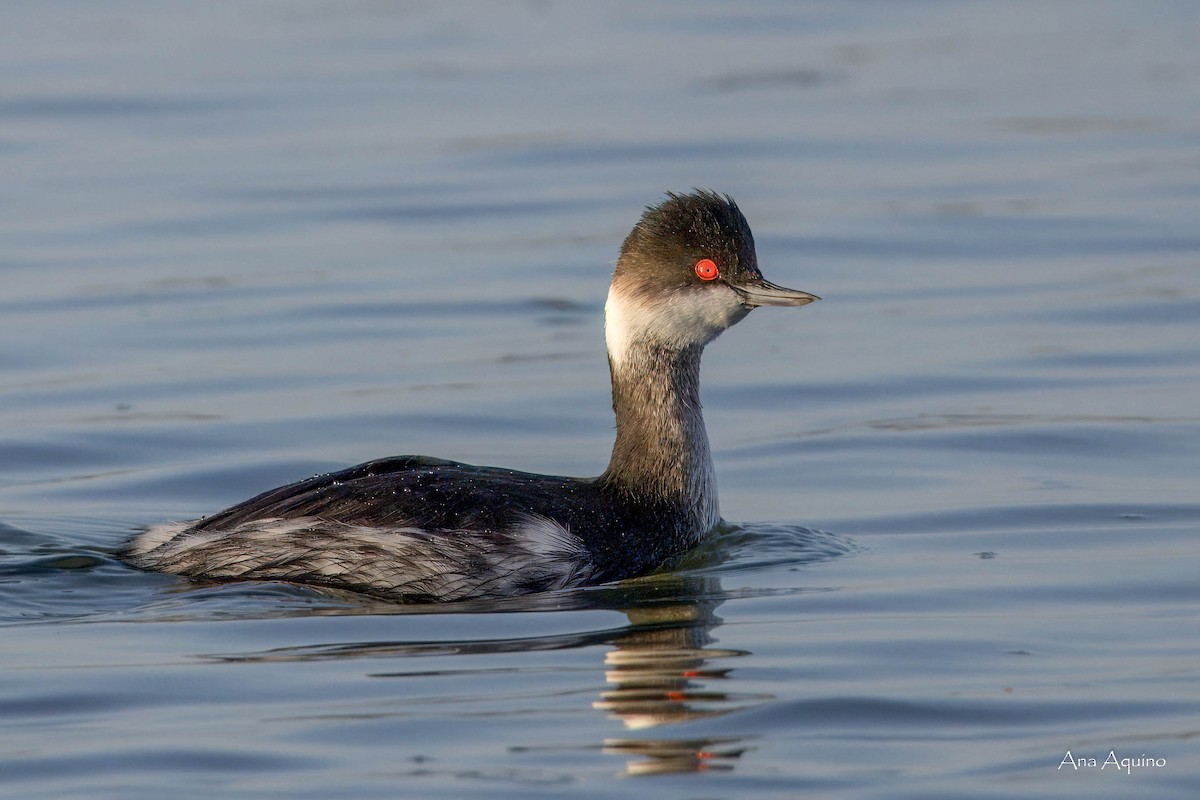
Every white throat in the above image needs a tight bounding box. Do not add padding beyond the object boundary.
[604,283,748,368]
[603,285,640,369]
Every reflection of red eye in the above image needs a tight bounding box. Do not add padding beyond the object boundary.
[694,258,719,281]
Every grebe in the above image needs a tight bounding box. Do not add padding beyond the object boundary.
[125,191,818,601]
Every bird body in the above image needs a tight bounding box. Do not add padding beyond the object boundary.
[126,191,818,601]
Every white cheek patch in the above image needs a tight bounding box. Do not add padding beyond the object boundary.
[604,286,648,368]
[605,284,748,367]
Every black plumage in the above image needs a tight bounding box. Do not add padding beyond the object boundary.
[125,190,817,601]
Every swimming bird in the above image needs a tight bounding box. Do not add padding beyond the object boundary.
[125,190,819,601]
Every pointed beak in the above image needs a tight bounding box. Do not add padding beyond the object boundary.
[732,277,820,308]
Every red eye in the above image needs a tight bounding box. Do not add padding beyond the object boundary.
[694,258,719,281]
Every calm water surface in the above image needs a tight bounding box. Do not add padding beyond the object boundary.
[3,2,1199,798]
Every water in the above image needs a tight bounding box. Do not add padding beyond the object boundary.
[3,1,1199,797]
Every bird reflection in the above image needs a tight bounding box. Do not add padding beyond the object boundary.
[582,575,763,775]
[198,572,764,777]
[603,737,750,776]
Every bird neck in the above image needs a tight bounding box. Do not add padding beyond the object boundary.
[599,339,718,529]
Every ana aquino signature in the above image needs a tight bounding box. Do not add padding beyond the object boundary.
[1059,750,1167,776]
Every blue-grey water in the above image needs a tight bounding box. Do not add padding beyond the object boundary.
[3,2,1199,797]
